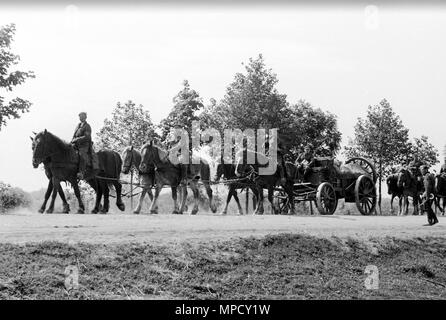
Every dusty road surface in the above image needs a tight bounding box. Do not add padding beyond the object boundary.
[0,211,444,244]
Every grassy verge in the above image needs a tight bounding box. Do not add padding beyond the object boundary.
[1,234,446,299]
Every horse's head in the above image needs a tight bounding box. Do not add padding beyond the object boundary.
[386,175,394,194]
[396,168,409,189]
[139,141,158,173]
[122,146,138,174]
[31,130,48,168]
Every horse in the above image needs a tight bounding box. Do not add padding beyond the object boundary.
[396,167,421,215]
[33,154,70,214]
[214,163,258,215]
[386,173,406,215]
[139,141,217,215]
[32,130,125,214]
[235,149,295,215]
[122,145,159,214]
[435,173,446,215]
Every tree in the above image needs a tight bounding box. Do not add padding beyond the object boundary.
[0,24,35,131]
[96,100,157,151]
[159,80,203,142]
[217,54,290,131]
[199,55,342,157]
[344,99,410,213]
[286,100,342,159]
[408,135,439,167]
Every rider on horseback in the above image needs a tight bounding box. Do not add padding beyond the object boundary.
[71,112,92,180]
[408,154,424,189]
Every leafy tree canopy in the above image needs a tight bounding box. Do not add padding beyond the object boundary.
[0,24,35,131]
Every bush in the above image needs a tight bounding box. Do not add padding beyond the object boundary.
[0,181,32,213]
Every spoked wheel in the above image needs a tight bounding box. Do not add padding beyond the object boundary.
[355,174,377,215]
[274,190,292,214]
[345,157,378,184]
[316,182,338,215]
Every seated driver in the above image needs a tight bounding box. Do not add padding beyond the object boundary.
[295,144,316,181]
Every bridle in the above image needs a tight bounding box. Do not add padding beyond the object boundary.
[123,147,135,172]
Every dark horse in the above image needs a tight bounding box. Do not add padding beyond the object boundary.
[397,167,421,215]
[32,130,125,214]
[435,173,446,215]
[235,149,295,215]
[386,173,406,215]
[139,141,217,215]
[214,163,258,215]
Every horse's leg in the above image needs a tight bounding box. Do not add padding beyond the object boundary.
[268,187,276,215]
[220,187,232,215]
[71,180,85,214]
[171,186,179,214]
[413,194,418,215]
[398,196,402,216]
[134,187,147,214]
[286,183,296,215]
[39,180,53,213]
[46,177,60,214]
[178,185,187,214]
[204,181,217,213]
[92,180,103,214]
[233,189,244,215]
[190,180,200,215]
[58,185,70,213]
[253,187,264,215]
[403,195,409,215]
[100,181,110,213]
[148,184,162,214]
[251,186,258,211]
[147,187,158,210]
[390,195,395,214]
[114,181,125,211]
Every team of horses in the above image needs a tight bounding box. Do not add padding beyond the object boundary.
[31,129,446,216]
[31,130,296,215]
[386,165,446,216]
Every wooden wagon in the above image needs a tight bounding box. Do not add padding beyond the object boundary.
[275,157,378,215]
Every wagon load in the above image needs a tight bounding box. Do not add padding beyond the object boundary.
[275,156,377,216]
[338,162,370,180]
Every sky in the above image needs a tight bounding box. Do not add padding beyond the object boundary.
[0,3,446,191]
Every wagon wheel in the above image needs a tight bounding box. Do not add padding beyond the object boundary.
[316,182,338,215]
[355,175,377,215]
[345,157,378,183]
[274,190,291,214]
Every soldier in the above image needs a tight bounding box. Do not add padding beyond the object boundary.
[166,132,189,186]
[420,165,439,226]
[295,144,315,181]
[440,158,446,175]
[409,154,423,169]
[71,112,92,180]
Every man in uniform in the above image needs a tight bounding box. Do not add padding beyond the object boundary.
[166,132,189,186]
[295,144,316,182]
[71,112,92,180]
[440,158,446,175]
[408,154,424,190]
[420,165,439,226]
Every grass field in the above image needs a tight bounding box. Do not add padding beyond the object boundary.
[1,234,445,299]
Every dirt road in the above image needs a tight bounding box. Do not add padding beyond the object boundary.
[1,211,444,244]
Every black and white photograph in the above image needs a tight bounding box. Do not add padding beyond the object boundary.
[1,0,446,308]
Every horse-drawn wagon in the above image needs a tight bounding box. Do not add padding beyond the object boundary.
[275,157,377,215]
